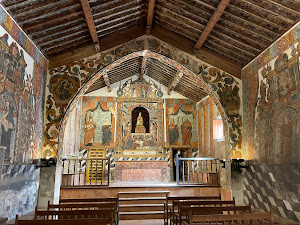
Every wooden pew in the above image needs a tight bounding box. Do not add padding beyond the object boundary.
[43,202,118,224]
[184,212,274,225]
[56,198,119,224]
[34,209,114,220]
[163,195,223,225]
[176,205,251,225]
[15,215,112,225]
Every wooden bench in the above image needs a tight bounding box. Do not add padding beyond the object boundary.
[183,212,274,225]
[176,205,251,225]
[15,215,112,225]
[34,209,114,219]
[164,195,223,225]
[57,198,119,224]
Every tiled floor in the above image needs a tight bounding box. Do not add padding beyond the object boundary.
[119,219,164,225]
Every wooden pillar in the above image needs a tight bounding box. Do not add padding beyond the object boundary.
[157,101,164,148]
[116,100,123,147]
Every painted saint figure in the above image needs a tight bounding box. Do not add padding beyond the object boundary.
[0,101,14,158]
[84,115,96,145]
[102,118,112,145]
[181,118,192,145]
[169,118,179,145]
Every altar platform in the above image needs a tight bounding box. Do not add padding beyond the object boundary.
[60,181,227,200]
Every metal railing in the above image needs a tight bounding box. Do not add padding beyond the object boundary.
[61,158,110,187]
[176,157,221,185]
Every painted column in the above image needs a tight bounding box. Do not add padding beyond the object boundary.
[157,101,164,148]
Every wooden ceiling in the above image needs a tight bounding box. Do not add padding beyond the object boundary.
[2,0,300,78]
[85,55,209,102]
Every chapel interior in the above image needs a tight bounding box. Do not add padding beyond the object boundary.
[0,0,299,225]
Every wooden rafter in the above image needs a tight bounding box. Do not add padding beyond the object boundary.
[23,11,83,32]
[146,0,155,34]
[194,0,230,50]
[168,71,183,95]
[103,72,111,92]
[80,0,100,52]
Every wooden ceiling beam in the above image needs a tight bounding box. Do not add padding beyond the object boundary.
[103,72,111,92]
[48,26,146,69]
[146,0,156,34]
[23,11,83,32]
[152,25,242,78]
[194,0,230,50]
[80,0,100,52]
[168,71,183,95]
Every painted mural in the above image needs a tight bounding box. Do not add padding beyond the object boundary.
[115,77,164,157]
[242,22,300,222]
[45,39,145,156]
[47,36,241,158]
[148,37,242,158]
[0,5,47,221]
[80,96,116,148]
[166,99,198,147]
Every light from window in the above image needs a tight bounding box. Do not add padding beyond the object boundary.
[213,119,224,141]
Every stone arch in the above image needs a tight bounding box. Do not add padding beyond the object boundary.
[57,50,231,164]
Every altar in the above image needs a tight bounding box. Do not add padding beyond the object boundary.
[115,160,168,183]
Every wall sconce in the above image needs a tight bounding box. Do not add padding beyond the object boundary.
[231,158,249,172]
[219,159,226,168]
[36,157,57,168]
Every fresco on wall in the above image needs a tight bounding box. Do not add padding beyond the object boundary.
[45,39,145,156]
[242,22,300,222]
[80,96,116,147]
[47,36,241,158]
[166,99,197,147]
[148,37,242,158]
[0,25,46,163]
[254,48,300,164]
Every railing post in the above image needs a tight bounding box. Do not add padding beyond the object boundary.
[176,157,179,185]
[108,158,110,186]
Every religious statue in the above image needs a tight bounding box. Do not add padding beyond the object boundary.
[135,112,146,133]
[181,118,192,145]
[102,118,112,145]
[84,115,96,145]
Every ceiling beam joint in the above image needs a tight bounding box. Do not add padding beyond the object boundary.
[103,72,111,92]
[80,0,100,52]
[168,71,183,95]
[194,0,230,50]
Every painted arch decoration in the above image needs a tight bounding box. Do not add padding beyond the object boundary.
[57,50,231,161]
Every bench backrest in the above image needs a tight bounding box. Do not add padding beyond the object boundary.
[15,217,112,225]
[189,212,274,225]
[47,202,117,211]
[179,205,251,224]
[35,209,114,220]
[58,198,118,204]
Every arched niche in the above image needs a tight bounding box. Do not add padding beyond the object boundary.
[131,106,150,133]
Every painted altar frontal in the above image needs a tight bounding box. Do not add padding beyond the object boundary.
[77,76,198,183]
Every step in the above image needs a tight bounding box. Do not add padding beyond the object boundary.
[119,204,165,212]
[119,211,164,220]
[118,191,170,198]
[119,197,167,205]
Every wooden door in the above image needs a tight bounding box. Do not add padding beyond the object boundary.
[86,147,105,183]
